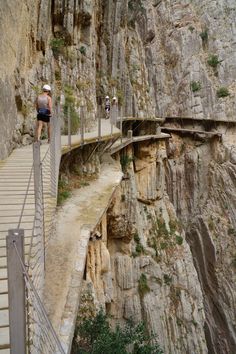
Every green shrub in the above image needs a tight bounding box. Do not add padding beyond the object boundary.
[190,81,201,92]
[72,310,163,354]
[200,29,208,42]
[160,242,168,250]
[50,38,65,58]
[175,235,183,245]
[207,54,222,68]
[216,87,230,98]
[79,46,86,55]
[228,227,236,236]
[163,274,172,285]
[138,273,150,297]
[136,243,144,255]
[120,155,133,172]
[134,233,140,243]
[57,178,71,205]
[188,26,195,32]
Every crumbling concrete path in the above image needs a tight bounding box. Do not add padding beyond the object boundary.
[44,155,123,352]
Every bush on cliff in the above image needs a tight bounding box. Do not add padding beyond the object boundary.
[72,309,163,354]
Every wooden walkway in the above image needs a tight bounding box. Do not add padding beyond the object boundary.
[161,126,222,138]
[0,119,120,353]
[110,133,170,155]
[0,144,49,353]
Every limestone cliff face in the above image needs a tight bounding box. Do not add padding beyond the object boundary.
[1,0,235,158]
[165,132,236,353]
[84,132,236,353]
[85,140,208,353]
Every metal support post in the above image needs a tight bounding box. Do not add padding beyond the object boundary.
[80,106,85,145]
[68,106,71,149]
[127,130,133,139]
[98,115,101,141]
[110,106,114,136]
[33,142,41,204]
[50,120,57,197]
[7,229,26,354]
[120,115,123,143]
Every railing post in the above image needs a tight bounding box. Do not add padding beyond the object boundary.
[98,114,101,141]
[68,106,71,149]
[50,114,57,198]
[7,229,26,354]
[33,142,41,204]
[110,105,114,136]
[120,115,123,143]
[80,106,85,145]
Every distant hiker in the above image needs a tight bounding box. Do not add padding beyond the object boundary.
[105,95,110,119]
[35,84,52,143]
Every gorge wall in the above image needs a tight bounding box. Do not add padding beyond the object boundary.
[81,130,236,354]
[1,0,236,158]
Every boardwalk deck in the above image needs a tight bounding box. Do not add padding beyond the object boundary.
[161,126,222,137]
[109,133,170,155]
[0,144,48,352]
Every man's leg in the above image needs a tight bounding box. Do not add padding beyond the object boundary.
[35,120,43,141]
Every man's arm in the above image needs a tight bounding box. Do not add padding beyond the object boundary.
[48,96,52,115]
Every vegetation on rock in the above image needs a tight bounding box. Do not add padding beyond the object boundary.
[72,310,163,354]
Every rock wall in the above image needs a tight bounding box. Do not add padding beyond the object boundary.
[82,129,236,353]
[165,132,236,353]
[1,0,235,158]
[84,140,208,353]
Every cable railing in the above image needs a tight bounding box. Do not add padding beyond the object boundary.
[6,103,64,354]
[65,104,120,150]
